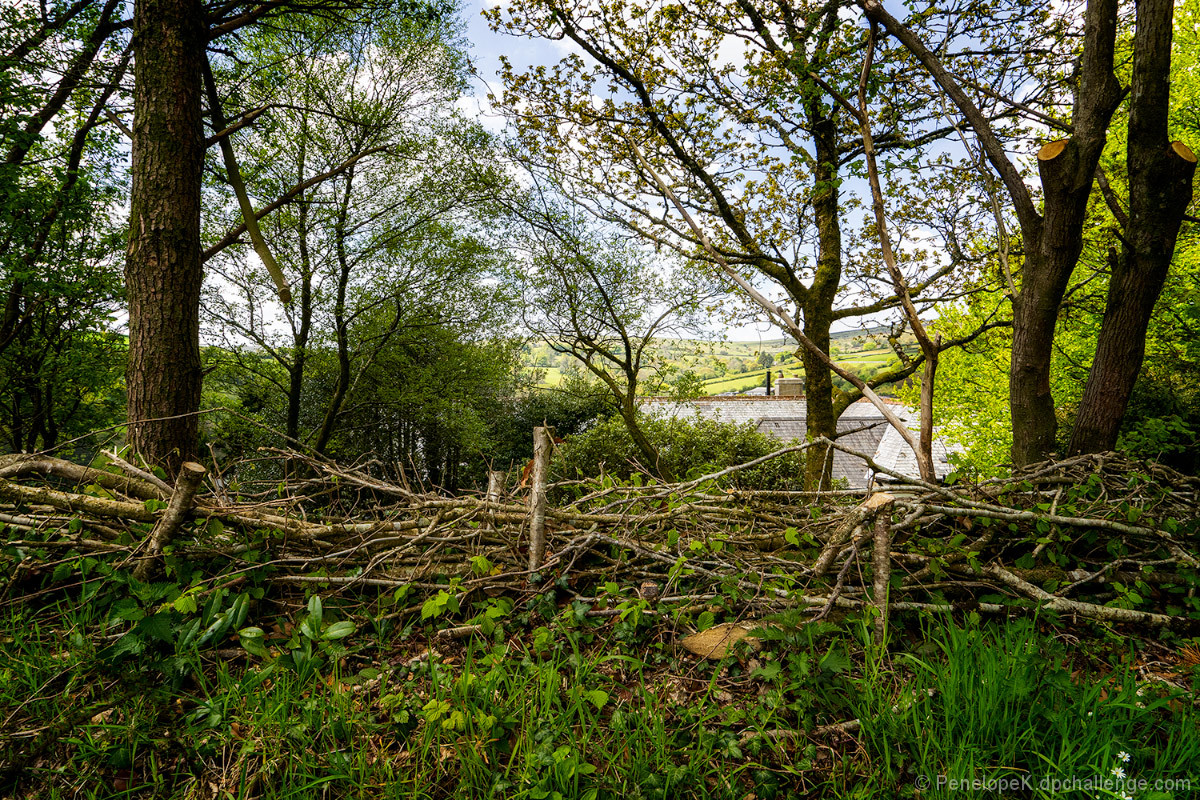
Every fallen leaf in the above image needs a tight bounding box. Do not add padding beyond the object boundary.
[680,623,761,659]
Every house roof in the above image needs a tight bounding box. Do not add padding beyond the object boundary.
[640,396,954,488]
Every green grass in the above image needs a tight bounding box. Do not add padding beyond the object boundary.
[4,593,1198,799]
[847,616,1200,798]
[701,367,783,394]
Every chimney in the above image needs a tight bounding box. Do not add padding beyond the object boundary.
[776,377,804,397]
[765,369,773,396]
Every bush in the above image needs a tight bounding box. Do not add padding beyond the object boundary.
[551,412,805,492]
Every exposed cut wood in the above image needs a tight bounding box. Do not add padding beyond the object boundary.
[1037,139,1068,160]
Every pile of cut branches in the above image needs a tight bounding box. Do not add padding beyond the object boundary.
[2,442,1198,636]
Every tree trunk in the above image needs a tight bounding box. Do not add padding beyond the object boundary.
[311,172,355,456]
[863,0,1121,468]
[802,100,843,491]
[801,315,836,490]
[620,396,674,483]
[1010,136,1117,465]
[124,0,205,474]
[1008,13,1122,466]
[286,132,313,446]
[1069,0,1197,454]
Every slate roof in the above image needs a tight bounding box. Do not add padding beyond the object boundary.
[640,396,955,489]
[872,420,956,483]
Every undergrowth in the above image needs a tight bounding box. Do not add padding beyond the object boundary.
[2,587,1197,800]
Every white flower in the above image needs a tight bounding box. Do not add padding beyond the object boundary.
[1118,751,1130,763]
[1112,766,1126,779]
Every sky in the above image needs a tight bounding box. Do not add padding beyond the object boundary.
[455,2,844,345]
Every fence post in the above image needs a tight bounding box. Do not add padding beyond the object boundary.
[486,471,505,504]
[527,427,552,575]
[871,493,895,645]
[484,470,504,531]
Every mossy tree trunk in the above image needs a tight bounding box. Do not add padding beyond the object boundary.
[801,100,843,492]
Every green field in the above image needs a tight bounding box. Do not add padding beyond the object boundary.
[524,336,913,394]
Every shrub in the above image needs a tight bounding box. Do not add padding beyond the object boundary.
[551,412,804,492]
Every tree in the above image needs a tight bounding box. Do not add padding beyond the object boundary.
[490,0,1030,488]
[507,198,719,483]
[201,12,506,457]
[1066,0,1197,454]
[916,0,1200,473]
[123,0,206,474]
[864,0,1196,464]
[1,0,130,457]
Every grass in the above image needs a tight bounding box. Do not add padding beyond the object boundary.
[3,587,1198,800]
[701,367,781,394]
[525,338,914,392]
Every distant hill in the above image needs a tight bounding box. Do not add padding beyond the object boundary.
[729,325,901,348]
[523,327,917,394]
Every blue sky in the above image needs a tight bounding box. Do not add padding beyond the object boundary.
[454,1,902,345]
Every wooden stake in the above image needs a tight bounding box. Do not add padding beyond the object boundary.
[486,471,505,505]
[814,492,894,579]
[527,428,552,575]
[871,493,895,645]
[133,461,206,582]
[485,470,504,531]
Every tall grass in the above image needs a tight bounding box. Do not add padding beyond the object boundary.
[848,615,1200,798]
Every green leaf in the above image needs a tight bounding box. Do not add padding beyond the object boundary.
[819,648,851,674]
[111,599,145,622]
[240,635,270,659]
[307,595,324,627]
[322,621,356,640]
[584,689,609,710]
[173,593,198,614]
[421,597,442,620]
[138,612,175,643]
[751,661,782,681]
[107,633,145,660]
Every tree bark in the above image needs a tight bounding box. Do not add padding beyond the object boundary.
[527,426,551,574]
[802,100,843,491]
[124,0,205,474]
[864,0,1122,467]
[1069,0,1197,454]
[311,171,355,456]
